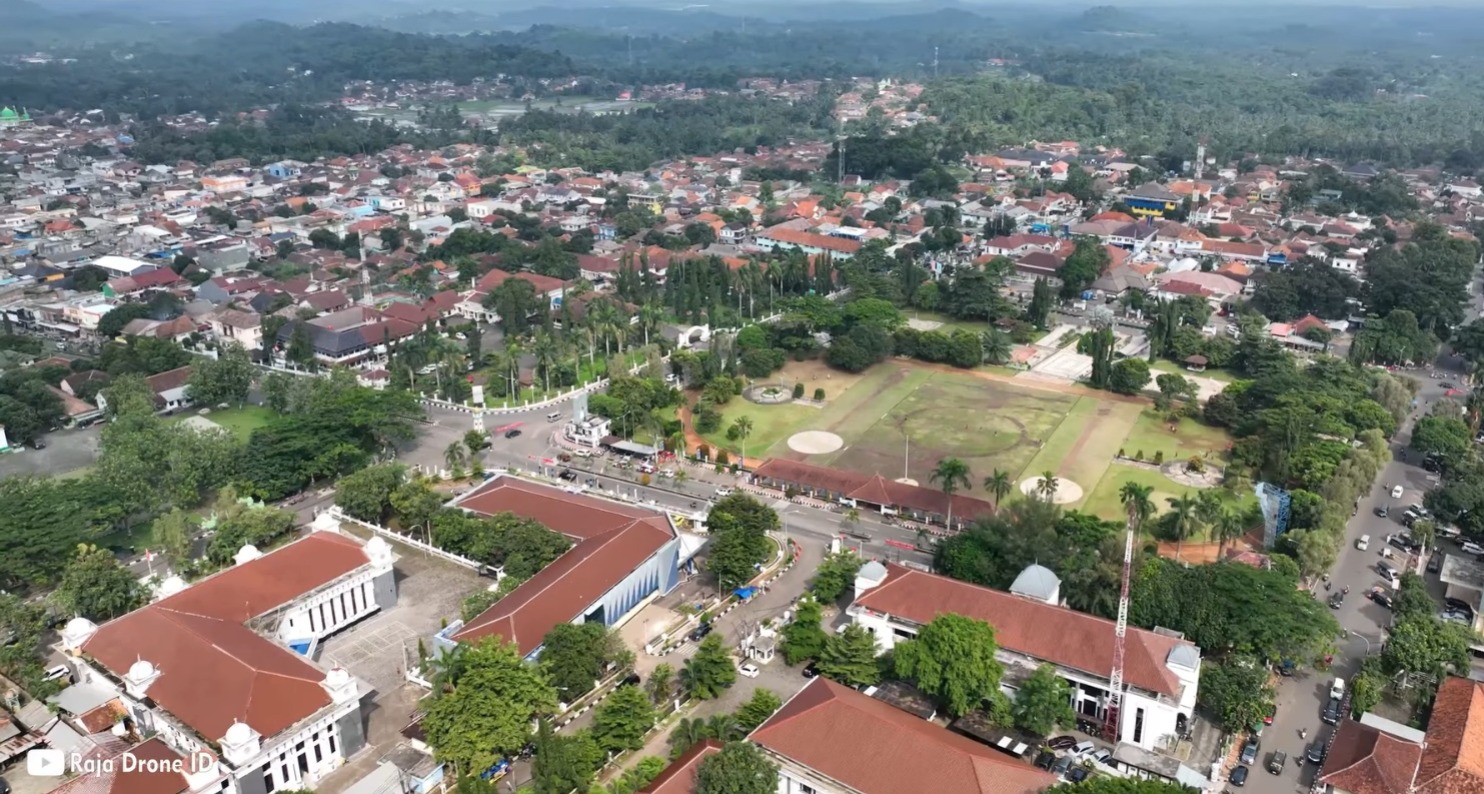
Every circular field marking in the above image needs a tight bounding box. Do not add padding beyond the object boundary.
[895,477,919,487]
[788,431,845,455]
[1018,476,1085,505]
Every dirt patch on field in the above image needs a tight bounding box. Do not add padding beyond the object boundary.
[777,359,865,401]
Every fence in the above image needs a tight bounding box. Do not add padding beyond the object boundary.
[326,507,484,571]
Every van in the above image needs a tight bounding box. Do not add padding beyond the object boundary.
[546,412,563,423]
[1356,534,1370,551]
[1330,677,1346,701]
[1377,561,1400,586]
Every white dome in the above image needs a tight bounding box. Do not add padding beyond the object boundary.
[235,544,261,564]
[224,721,254,746]
[65,617,97,637]
[364,536,392,559]
[1010,564,1061,603]
[159,575,186,596]
[325,667,351,687]
[128,659,155,681]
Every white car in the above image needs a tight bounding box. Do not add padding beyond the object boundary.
[1462,541,1484,556]
[715,486,734,497]
[43,664,70,682]
[1391,485,1405,499]
[739,663,761,679]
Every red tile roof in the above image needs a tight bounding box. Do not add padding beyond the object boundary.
[853,564,1193,697]
[1320,719,1424,794]
[476,267,569,294]
[750,678,1055,794]
[639,739,723,794]
[50,738,194,794]
[752,459,996,524]
[451,478,673,655]
[1416,677,1484,794]
[81,532,371,741]
[758,227,862,255]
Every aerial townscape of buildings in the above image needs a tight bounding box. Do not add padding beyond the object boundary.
[3,46,1484,794]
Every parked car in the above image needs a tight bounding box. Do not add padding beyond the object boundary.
[42,664,70,682]
[1229,766,1249,787]
[1445,598,1475,616]
[1264,703,1277,725]
[739,663,761,679]
[1440,610,1472,625]
[1050,756,1074,779]
[1240,739,1259,766]
[1462,541,1484,556]
[1047,736,1078,751]
[1071,741,1096,757]
[1306,740,1326,765]
[1429,554,1445,574]
[1066,768,1089,784]
[1322,697,1342,725]
[557,469,578,481]
[1370,589,1394,610]
[1034,751,1056,771]
[801,662,820,679]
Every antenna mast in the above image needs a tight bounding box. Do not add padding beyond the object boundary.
[934,46,940,79]
[1103,511,1135,742]
[836,115,846,184]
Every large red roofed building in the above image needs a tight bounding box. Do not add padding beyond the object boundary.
[846,562,1200,752]
[441,476,683,659]
[59,526,399,794]
[750,677,1056,794]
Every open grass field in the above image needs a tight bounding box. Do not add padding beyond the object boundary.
[170,405,274,441]
[696,358,1240,517]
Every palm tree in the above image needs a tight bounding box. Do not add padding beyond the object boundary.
[1195,490,1224,541]
[502,338,524,399]
[1037,470,1060,502]
[668,717,711,759]
[981,329,1013,366]
[444,441,468,473]
[984,468,1013,511]
[929,458,972,530]
[1214,506,1247,559]
[705,713,740,742]
[1119,482,1155,532]
[638,301,664,347]
[731,415,754,462]
[1166,494,1201,561]
[531,331,559,394]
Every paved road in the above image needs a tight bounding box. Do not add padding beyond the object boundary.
[1238,278,1484,794]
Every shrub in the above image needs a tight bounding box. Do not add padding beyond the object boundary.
[1187,455,1205,473]
[793,382,805,399]
[813,387,825,401]
[639,473,652,486]
[1135,450,1144,460]
[1153,450,1165,465]
[1118,448,1126,459]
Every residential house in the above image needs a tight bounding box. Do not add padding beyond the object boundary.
[144,366,193,412]
[639,740,722,794]
[846,562,1201,752]
[1124,183,1182,218]
[755,227,860,259]
[1317,719,1424,794]
[1414,676,1484,794]
[209,308,265,351]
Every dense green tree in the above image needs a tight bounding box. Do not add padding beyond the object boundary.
[817,623,882,688]
[531,720,603,794]
[592,684,657,753]
[1107,357,1152,395]
[54,544,146,621]
[541,622,626,703]
[810,550,864,603]
[1197,657,1274,731]
[334,463,408,524]
[422,638,558,775]
[1056,239,1110,299]
[187,343,254,406]
[1250,261,1360,321]
[1411,415,1472,460]
[1011,663,1077,737]
[681,633,737,700]
[706,494,778,591]
[696,742,777,794]
[734,688,783,733]
[892,614,1004,717]
[780,596,829,665]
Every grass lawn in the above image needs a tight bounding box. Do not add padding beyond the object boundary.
[1021,397,1142,492]
[701,399,821,459]
[1151,358,1236,384]
[172,405,274,441]
[1080,462,1259,526]
[818,368,1079,485]
[901,309,991,334]
[1122,411,1232,467]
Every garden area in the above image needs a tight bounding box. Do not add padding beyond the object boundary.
[169,405,274,441]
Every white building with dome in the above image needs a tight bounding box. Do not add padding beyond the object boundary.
[59,523,397,794]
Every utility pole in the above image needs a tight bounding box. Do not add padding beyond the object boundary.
[933,46,940,80]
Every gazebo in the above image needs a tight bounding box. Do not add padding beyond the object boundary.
[1183,354,1208,373]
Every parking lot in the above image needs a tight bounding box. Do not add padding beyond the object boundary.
[0,424,100,478]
